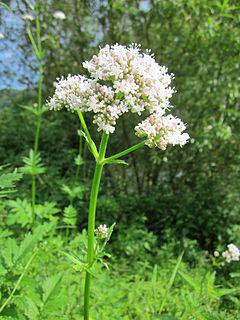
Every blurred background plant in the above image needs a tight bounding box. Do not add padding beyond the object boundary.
[0,0,239,318]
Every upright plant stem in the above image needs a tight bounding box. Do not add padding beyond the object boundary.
[84,133,109,320]
[75,124,83,184]
[31,0,43,222]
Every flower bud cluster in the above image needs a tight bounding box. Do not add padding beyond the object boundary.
[48,43,189,148]
[95,224,108,239]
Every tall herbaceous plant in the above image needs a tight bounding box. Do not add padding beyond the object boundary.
[48,44,189,319]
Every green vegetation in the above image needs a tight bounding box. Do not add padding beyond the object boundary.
[0,0,239,319]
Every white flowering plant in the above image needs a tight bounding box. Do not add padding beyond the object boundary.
[48,43,189,320]
[222,244,240,263]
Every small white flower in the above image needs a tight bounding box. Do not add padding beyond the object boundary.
[213,251,219,257]
[95,224,108,238]
[53,10,66,20]
[222,243,240,263]
[22,13,34,21]
[0,33,5,40]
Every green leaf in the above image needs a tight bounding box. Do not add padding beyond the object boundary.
[35,201,60,220]
[0,229,13,239]
[0,167,22,198]
[105,159,128,165]
[14,296,39,320]
[1,238,18,268]
[210,288,239,298]
[178,270,201,294]
[42,274,62,304]
[20,104,48,116]
[20,150,45,176]
[14,226,45,263]
[62,184,85,200]
[7,198,32,227]
[63,205,77,226]
[159,252,184,313]
[61,251,83,265]
[74,154,84,166]
[41,274,67,314]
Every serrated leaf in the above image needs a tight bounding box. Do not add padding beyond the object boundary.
[42,274,62,303]
[35,201,60,219]
[1,238,18,268]
[20,150,45,176]
[0,168,22,198]
[14,296,39,320]
[63,205,77,226]
[62,184,85,200]
[41,274,66,314]
[7,198,32,227]
[0,171,22,189]
[14,225,45,263]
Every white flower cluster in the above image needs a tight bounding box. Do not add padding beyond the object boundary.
[22,13,34,21]
[222,244,240,263]
[53,11,66,20]
[48,43,189,148]
[95,224,108,239]
[135,112,189,150]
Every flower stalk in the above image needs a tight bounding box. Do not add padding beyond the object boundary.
[26,0,44,222]
[83,132,109,320]
[78,113,145,319]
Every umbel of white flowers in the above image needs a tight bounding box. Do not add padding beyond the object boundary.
[48,43,189,150]
[222,244,240,263]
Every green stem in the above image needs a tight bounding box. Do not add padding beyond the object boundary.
[75,125,83,184]
[83,132,109,320]
[31,175,36,222]
[0,251,37,314]
[103,140,146,164]
[30,0,43,222]
[77,110,99,160]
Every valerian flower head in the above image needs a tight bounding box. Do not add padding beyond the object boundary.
[48,43,189,146]
[222,244,240,263]
[135,112,189,150]
[53,10,66,20]
[95,224,108,239]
